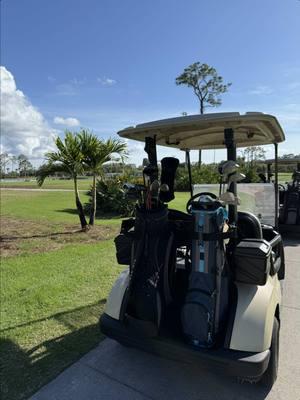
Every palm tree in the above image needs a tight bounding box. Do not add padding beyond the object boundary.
[36,131,88,230]
[79,130,127,226]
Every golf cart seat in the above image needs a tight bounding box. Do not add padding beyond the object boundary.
[237,211,263,239]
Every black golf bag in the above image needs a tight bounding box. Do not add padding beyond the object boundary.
[181,198,229,348]
[282,190,300,225]
[122,206,173,335]
[281,173,300,225]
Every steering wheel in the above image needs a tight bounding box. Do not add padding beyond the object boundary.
[186,192,218,214]
[278,184,286,191]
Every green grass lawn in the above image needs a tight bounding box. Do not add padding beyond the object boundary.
[277,172,293,183]
[0,190,121,226]
[0,187,188,400]
[0,190,125,400]
[0,241,123,400]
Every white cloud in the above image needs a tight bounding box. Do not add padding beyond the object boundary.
[97,77,117,86]
[53,116,80,127]
[248,85,273,95]
[0,66,55,158]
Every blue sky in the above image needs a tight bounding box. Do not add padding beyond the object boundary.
[1,0,300,165]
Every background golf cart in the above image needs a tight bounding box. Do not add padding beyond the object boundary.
[101,112,286,387]
[257,158,300,233]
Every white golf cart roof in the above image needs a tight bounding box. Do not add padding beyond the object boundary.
[118,112,285,150]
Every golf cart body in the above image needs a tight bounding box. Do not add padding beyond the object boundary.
[100,112,285,385]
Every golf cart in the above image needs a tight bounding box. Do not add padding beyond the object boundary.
[261,158,300,233]
[100,112,285,387]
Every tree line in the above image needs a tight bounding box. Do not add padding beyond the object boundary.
[0,153,34,178]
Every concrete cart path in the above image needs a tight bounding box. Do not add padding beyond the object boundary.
[31,237,300,400]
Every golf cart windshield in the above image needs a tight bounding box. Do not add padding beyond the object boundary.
[194,183,276,226]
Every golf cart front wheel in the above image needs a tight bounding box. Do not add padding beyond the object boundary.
[260,317,279,387]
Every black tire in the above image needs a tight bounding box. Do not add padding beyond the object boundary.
[260,317,280,387]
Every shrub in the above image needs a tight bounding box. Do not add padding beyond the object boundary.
[240,166,260,183]
[86,177,135,217]
[175,164,220,191]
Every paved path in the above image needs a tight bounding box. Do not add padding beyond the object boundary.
[31,236,300,400]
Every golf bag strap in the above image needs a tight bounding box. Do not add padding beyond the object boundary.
[192,229,236,241]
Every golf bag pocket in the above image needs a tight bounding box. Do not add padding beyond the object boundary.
[114,218,135,265]
[114,233,133,265]
[181,272,215,348]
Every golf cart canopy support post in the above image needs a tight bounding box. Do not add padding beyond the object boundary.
[186,150,193,197]
[274,143,279,229]
[224,128,238,225]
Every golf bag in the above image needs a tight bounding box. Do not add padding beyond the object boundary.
[123,206,173,335]
[281,173,300,225]
[282,190,300,225]
[181,199,229,348]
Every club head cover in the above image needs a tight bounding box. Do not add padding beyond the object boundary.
[160,157,179,202]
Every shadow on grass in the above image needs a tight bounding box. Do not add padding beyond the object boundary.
[56,208,122,220]
[0,230,83,242]
[0,301,106,400]
[0,300,106,334]
[55,208,80,215]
